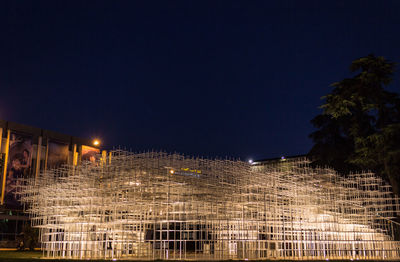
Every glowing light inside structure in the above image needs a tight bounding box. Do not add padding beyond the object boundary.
[17,150,400,260]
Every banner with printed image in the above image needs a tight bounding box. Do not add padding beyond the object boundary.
[47,141,69,169]
[4,133,33,208]
[82,145,100,163]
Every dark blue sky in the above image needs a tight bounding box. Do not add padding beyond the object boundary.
[1,1,400,160]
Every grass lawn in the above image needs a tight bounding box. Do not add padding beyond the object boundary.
[0,251,93,262]
[0,251,41,261]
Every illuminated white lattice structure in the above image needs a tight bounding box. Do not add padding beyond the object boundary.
[17,150,400,260]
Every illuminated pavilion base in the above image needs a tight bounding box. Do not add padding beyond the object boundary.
[17,150,400,260]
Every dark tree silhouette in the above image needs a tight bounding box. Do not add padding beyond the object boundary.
[309,54,400,195]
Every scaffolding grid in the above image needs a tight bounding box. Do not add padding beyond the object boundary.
[17,150,400,260]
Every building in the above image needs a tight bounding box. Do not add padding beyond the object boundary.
[17,150,400,260]
[0,119,101,247]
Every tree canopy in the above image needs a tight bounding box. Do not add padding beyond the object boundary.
[309,54,400,195]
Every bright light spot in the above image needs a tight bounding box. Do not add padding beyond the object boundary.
[170,169,175,174]
[248,159,253,164]
[93,139,100,146]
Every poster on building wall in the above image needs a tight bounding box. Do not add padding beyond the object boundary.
[47,141,69,169]
[82,145,100,163]
[4,133,33,208]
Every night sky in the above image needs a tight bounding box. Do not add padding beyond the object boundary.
[1,1,400,161]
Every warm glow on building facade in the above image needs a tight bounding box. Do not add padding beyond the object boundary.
[18,150,400,260]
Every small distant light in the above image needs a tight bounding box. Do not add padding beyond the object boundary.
[112,259,117,261]
[170,170,175,174]
[248,159,253,164]
[281,156,285,160]
[93,139,100,146]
